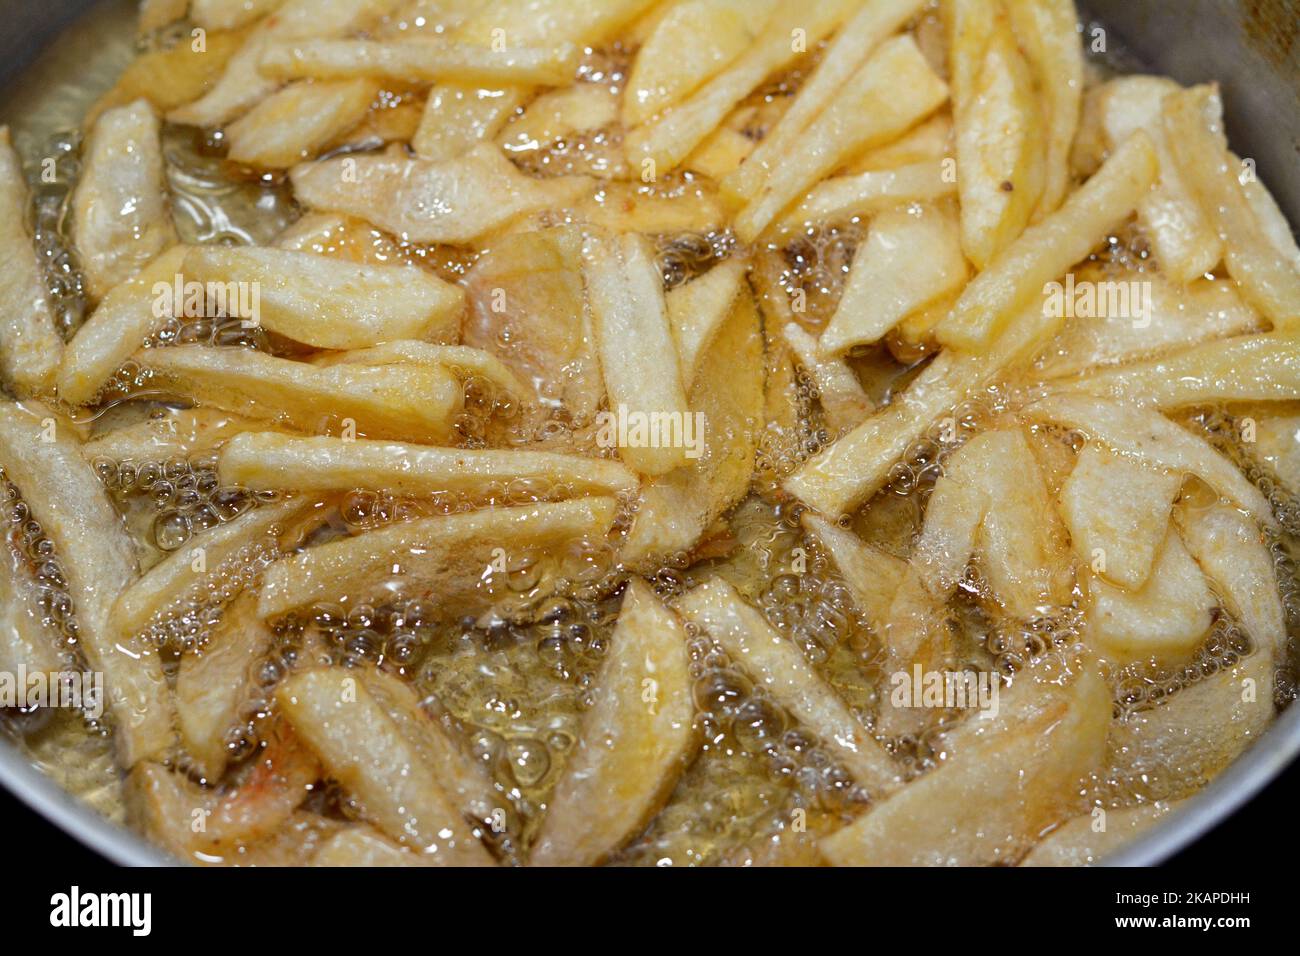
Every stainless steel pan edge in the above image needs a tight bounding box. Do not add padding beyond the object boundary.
[0,0,1295,868]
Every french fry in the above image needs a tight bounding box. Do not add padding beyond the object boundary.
[276,667,496,863]
[1051,331,1300,409]
[1241,171,1300,272]
[934,130,1158,350]
[820,666,1109,866]
[583,231,691,476]
[1021,801,1185,867]
[720,0,927,204]
[312,826,438,866]
[1255,415,1300,496]
[1023,394,1276,528]
[801,513,907,636]
[780,322,873,433]
[412,85,527,162]
[179,245,465,349]
[57,245,190,407]
[1085,529,1215,667]
[71,100,177,301]
[624,0,861,173]
[259,37,580,86]
[0,543,65,678]
[81,407,269,464]
[1163,86,1300,330]
[820,202,967,354]
[225,79,379,169]
[570,180,727,235]
[776,160,957,233]
[497,84,619,156]
[1099,76,1222,284]
[312,341,528,403]
[530,578,695,866]
[1177,500,1287,661]
[204,720,323,847]
[1059,444,1181,591]
[666,258,747,389]
[733,35,949,242]
[622,288,763,565]
[257,497,616,619]
[191,0,284,30]
[135,345,465,442]
[0,127,63,397]
[454,0,657,48]
[217,433,637,499]
[139,0,189,32]
[111,498,316,638]
[678,577,901,795]
[0,404,172,766]
[845,113,952,174]
[290,143,586,244]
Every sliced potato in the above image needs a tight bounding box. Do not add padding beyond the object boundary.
[1021,800,1185,867]
[780,322,873,433]
[453,0,656,48]
[845,113,953,174]
[666,257,747,389]
[678,577,900,795]
[225,79,379,169]
[71,100,177,300]
[570,180,727,235]
[81,407,268,463]
[191,0,284,30]
[135,345,464,443]
[312,826,438,866]
[257,497,616,619]
[1254,415,1300,496]
[310,341,528,403]
[777,160,956,233]
[821,202,967,354]
[1059,444,1181,591]
[412,84,527,162]
[0,127,63,397]
[139,0,189,31]
[0,542,65,678]
[801,512,906,636]
[531,578,695,866]
[496,84,619,156]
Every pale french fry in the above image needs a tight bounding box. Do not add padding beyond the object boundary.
[666,258,746,389]
[531,578,695,866]
[874,569,952,726]
[801,512,907,635]
[1051,331,1300,408]
[776,160,957,233]
[71,100,177,301]
[111,498,315,638]
[948,6,1043,268]
[1255,415,1300,496]
[934,131,1158,350]
[820,666,1109,866]
[312,341,528,403]
[1241,171,1300,272]
[1059,444,1181,591]
[678,578,900,795]
[0,127,63,397]
[1023,394,1276,527]
[733,35,949,242]
[135,345,464,442]
[820,202,967,354]
[257,497,616,619]
[57,245,190,407]
[720,0,927,204]
[175,591,276,780]
[0,544,65,678]
[412,85,526,162]
[125,761,211,860]
[81,407,269,463]
[1085,530,1215,667]
[1021,801,1185,867]
[1164,86,1300,330]
[454,0,656,48]
[191,0,284,30]
[1099,76,1222,284]
[570,180,726,235]
[290,143,586,244]
[276,667,495,863]
[218,433,637,499]
[225,79,379,169]
[622,289,763,565]
[1177,500,1287,661]
[682,121,755,181]
[0,404,172,766]
[180,245,465,349]
[780,322,873,433]
[623,0,777,128]
[496,84,619,156]
[312,826,438,867]
[845,112,952,174]
[259,37,580,86]
[624,0,861,173]
[583,231,691,476]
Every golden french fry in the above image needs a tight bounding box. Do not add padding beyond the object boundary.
[934,130,1158,350]
[276,667,496,863]
[81,408,269,464]
[777,160,957,233]
[454,0,656,48]
[311,341,528,402]
[583,231,691,476]
[678,577,900,795]
[412,84,527,162]
[780,322,873,433]
[733,35,949,243]
[0,127,62,397]
[820,666,1109,866]
[0,404,172,765]
[570,180,726,235]
[257,497,616,619]
[57,245,190,407]
[225,79,379,169]
[531,578,695,866]
[71,100,177,301]
[820,201,967,354]
[135,345,464,442]
[666,258,747,390]
[1021,801,1186,867]
[291,143,586,244]
[180,245,465,349]
[845,113,953,174]
[1059,444,1181,591]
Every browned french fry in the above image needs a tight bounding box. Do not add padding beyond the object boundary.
[678,577,900,795]
[1021,800,1186,867]
[135,345,464,442]
[0,404,172,765]
[666,258,747,389]
[530,578,694,866]
[225,79,379,169]
[257,497,616,619]
[0,127,63,397]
